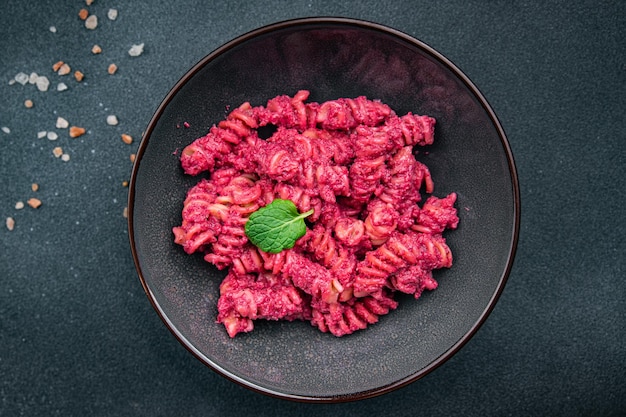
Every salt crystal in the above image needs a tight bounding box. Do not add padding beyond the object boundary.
[29,72,38,84]
[128,43,144,57]
[47,131,58,141]
[106,115,119,125]
[61,153,70,162]
[6,217,15,231]
[14,72,29,85]
[15,201,25,210]
[56,117,69,129]
[85,14,98,30]
[57,82,68,92]
[37,131,47,139]
[1,127,10,134]
[36,76,50,92]
[107,9,118,20]
[49,26,57,33]
[8,79,16,85]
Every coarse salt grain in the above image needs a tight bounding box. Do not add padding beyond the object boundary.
[61,153,70,162]
[108,9,118,20]
[37,131,47,139]
[47,131,58,140]
[53,147,63,158]
[31,183,39,192]
[91,44,102,54]
[49,26,57,33]
[57,83,68,92]
[24,99,33,108]
[69,126,86,138]
[2,127,10,134]
[58,63,71,76]
[52,61,64,72]
[106,115,119,125]
[74,71,84,82]
[27,198,42,209]
[56,117,69,129]
[15,201,25,209]
[78,8,89,20]
[29,72,38,84]
[36,76,50,92]
[121,134,133,144]
[14,73,28,85]
[128,43,144,57]
[86,0,94,5]
[6,217,15,231]
[107,63,118,74]
[85,14,98,30]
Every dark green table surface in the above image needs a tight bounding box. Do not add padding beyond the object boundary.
[1,1,624,415]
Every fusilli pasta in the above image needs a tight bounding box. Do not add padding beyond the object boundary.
[173,91,458,337]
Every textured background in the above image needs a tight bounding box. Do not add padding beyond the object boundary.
[1,1,624,415]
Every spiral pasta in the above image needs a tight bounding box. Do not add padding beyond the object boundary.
[173,91,458,337]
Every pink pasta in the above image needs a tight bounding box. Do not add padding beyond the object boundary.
[173,91,458,337]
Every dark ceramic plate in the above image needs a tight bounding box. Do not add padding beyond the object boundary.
[128,17,520,402]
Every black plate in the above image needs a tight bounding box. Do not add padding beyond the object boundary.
[128,17,520,402]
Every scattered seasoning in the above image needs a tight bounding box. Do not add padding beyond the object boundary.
[53,147,64,158]
[122,180,128,187]
[61,153,71,162]
[37,131,47,139]
[86,0,94,5]
[56,117,69,129]
[128,43,144,57]
[31,183,39,192]
[27,198,42,209]
[106,115,119,126]
[183,122,190,128]
[57,83,68,92]
[129,153,136,163]
[52,61,64,72]
[85,14,98,30]
[15,201,25,210]
[107,63,118,74]
[107,9,118,20]
[121,133,133,144]
[58,63,71,76]
[35,76,50,92]
[28,72,38,84]
[74,71,84,82]
[6,217,15,231]
[47,131,59,141]
[122,207,128,218]
[78,8,89,20]
[24,99,33,108]
[91,44,102,54]
[2,127,11,134]
[69,126,86,138]
[14,72,28,85]
[49,26,57,33]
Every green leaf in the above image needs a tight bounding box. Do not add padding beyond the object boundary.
[244,199,314,254]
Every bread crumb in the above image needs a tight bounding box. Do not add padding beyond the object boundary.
[15,201,25,210]
[69,126,86,138]
[27,198,42,209]
[31,183,39,192]
[56,117,69,129]
[53,147,63,158]
[6,217,15,231]
[78,8,89,20]
[107,63,118,74]
[121,133,133,144]
[91,44,102,54]
[24,99,33,108]
[74,71,84,82]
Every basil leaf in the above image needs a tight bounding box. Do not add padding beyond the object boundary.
[244,199,314,253]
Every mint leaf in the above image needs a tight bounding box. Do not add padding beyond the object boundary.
[244,199,314,253]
